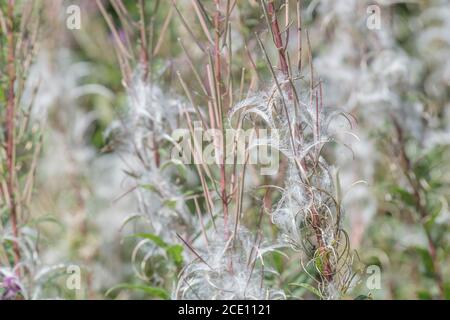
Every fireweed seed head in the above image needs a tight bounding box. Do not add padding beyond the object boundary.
[105,67,196,254]
[174,218,285,300]
[227,65,358,299]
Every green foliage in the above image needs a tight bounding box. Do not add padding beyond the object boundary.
[129,233,184,267]
[106,284,170,300]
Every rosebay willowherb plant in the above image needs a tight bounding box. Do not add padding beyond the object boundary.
[228,0,359,299]
[170,0,359,300]
[174,218,285,299]
[170,0,290,300]
[96,0,196,297]
[1,0,449,302]
[0,0,69,299]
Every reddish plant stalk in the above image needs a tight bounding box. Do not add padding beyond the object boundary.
[5,0,21,266]
[138,0,149,81]
[214,0,222,87]
[267,1,289,77]
[214,0,229,238]
[393,118,445,298]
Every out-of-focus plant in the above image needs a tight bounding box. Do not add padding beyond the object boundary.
[309,0,450,299]
[96,0,195,299]
[0,0,67,300]
[382,117,449,298]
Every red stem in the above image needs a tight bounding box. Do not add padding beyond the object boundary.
[393,118,445,298]
[267,1,289,77]
[138,0,149,80]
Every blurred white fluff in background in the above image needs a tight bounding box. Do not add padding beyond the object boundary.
[22,50,113,124]
[26,49,135,296]
[310,0,448,250]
